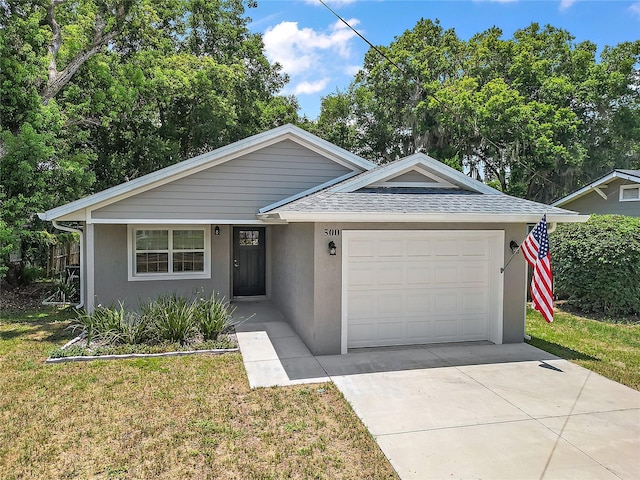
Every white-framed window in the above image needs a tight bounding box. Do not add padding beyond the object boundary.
[128,225,211,281]
[619,184,640,202]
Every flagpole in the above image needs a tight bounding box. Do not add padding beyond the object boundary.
[500,245,521,273]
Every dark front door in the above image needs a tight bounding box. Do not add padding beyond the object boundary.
[233,227,266,296]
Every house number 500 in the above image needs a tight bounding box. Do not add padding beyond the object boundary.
[324,228,340,236]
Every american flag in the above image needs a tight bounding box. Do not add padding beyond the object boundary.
[521,215,554,323]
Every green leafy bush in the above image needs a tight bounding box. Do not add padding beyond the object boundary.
[551,215,640,316]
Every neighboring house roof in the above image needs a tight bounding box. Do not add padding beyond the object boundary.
[551,169,640,208]
[39,124,375,222]
[260,154,586,223]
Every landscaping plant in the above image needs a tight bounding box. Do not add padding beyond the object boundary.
[551,215,640,316]
[143,294,197,345]
[67,292,236,354]
[194,293,236,341]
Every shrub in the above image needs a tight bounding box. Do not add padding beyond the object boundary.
[194,293,236,341]
[143,294,197,345]
[71,302,151,346]
[551,215,640,316]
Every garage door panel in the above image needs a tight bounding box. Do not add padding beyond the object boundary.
[434,292,458,313]
[462,264,489,283]
[348,294,376,316]
[349,265,376,286]
[434,265,458,284]
[435,240,458,256]
[462,238,490,256]
[377,321,406,342]
[378,265,404,285]
[378,294,404,314]
[406,264,432,284]
[407,239,432,256]
[406,294,432,313]
[378,240,404,257]
[349,240,376,257]
[462,290,490,313]
[433,318,460,340]
[406,320,431,340]
[462,316,487,336]
[345,230,500,349]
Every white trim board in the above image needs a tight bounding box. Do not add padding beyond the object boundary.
[259,212,589,224]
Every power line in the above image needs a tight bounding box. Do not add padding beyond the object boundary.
[317,0,562,192]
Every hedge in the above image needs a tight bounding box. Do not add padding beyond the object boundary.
[550,215,640,316]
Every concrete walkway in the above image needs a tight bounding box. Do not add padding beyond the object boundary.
[234,302,640,479]
[233,302,329,388]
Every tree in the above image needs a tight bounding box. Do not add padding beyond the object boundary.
[0,0,298,280]
[315,20,640,202]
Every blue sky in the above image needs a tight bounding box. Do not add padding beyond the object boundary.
[247,0,640,119]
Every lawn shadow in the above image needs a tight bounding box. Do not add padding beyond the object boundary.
[526,336,599,362]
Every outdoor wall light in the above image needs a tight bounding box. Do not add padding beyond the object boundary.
[214,226,220,236]
[509,240,519,254]
[328,241,337,256]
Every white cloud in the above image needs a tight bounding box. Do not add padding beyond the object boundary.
[262,18,361,103]
[263,19,359,75]
[630,1,640,17]
[344,64,362,76]
[293,79,331,95]
[559,0,577,11]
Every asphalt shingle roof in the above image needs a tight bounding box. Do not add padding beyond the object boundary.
[266,190,574,215]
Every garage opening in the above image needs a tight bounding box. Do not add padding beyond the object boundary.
[342,230,504,353]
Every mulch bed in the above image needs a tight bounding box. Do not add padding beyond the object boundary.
[0,282,57,313]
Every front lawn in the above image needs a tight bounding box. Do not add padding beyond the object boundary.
[526,307,640,391]
[0,307,397,479]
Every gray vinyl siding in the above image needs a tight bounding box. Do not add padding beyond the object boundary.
[92,140,353,221]
[390,170,433,183]
[561,178,640,217]
[93,224,231,308]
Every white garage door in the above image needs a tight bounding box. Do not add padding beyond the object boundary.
[343,230,504,351]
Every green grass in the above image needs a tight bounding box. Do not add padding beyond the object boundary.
[526,307,640,391]
[0,307,397,479]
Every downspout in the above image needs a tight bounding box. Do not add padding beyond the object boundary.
[52,221,84,309]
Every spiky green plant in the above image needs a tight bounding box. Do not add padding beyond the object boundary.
[194,293,235,341]
[143,294,196,345]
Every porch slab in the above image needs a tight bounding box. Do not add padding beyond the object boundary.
[232,301,330,388]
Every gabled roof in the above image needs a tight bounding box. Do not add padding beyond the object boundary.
[39,124,375,221]
[260,154,587,223]
[552,169,640,207]
[329,153,501,195]
[258,190,585,223]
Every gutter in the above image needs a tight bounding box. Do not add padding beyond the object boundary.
[49,220,84,309]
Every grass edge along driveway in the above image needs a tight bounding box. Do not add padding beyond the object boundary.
[0,307,397,480]
[526,306,640,391]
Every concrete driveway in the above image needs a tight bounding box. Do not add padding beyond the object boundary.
[317,343,640,480]
[234,303,640,479]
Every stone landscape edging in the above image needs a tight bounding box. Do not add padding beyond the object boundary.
[46,347,239,363]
